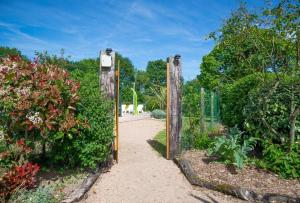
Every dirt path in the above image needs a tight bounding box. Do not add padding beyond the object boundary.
[81,118,243,203]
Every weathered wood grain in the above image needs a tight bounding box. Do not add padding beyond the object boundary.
[167,56,182,159]
[99,50,115,100]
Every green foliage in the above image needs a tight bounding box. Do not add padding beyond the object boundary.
[198,53,222,90]
[256,142,300,178]
[135,70,149,103]
[146,60,167,88]
[131,88,138,115]
[208,127,257,169]
[148,85,166,110]
[0,47,28,61]
[181,131,213,151]
[0,139,32,169]
[220,73,265,127]
[150,109,166,119]
[67,59,114,169]
[10,186,55,203]
[144,95,160,111]
[116,53,135,103]
[180,133,194,151]
[244,76,300,145]
[182,79,201,130]
[35,49,70,70]
[194,134,213,150]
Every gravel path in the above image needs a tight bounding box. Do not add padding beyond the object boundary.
[81,118,244,203]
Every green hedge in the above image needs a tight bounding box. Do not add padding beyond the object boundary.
[54,59,114,169]
[220,73,265,127]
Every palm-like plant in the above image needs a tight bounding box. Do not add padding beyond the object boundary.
[149,84,166,110]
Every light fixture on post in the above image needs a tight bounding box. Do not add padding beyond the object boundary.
[174,54,181,66]
[105,48,112,55]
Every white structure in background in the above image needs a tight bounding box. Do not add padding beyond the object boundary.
[121,104,144,114]
[137,104,144,113]
[128,104,134,114]
[121,105,127,115]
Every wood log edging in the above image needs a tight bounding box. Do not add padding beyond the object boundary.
[173,156,300,203]
[62,158,113,203]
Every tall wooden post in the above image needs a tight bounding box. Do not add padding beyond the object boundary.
[99,48,118,161]
[166,61,170,160]
[115,60,120,162]
[166,55,182,160]
[200,88,206,134]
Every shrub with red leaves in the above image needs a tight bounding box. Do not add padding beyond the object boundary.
[0,162,40,199]
[0,139,32,168]
[0,56,87,143]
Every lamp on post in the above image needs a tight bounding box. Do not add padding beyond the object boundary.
[105,48,112,55]
[174,54,181,66]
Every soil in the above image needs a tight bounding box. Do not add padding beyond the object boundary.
[80,116,244,203]
[182,150,300,199]
[37,169,87,201]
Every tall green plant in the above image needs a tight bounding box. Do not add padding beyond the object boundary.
[131,88,138,115]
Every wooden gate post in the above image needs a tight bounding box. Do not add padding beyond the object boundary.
[99,48,118,162]
[166,55,182,160]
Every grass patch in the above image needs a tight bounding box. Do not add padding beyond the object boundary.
[147,129,166,158]
[148,117,223,157]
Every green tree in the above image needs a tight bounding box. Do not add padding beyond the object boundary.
[116,53,135,103]
[199,0,300,151]
[135,69,149,103]
[0,46,28,60]
[146,59,167,88]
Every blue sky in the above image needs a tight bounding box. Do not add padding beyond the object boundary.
[0,0,273,80]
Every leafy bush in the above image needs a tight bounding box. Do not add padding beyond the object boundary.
[151,109,166,119]
[0,139,40,200]
[145,96,160,111]
[0,139,32,169]
[256,141,300,178]
[244,76,300,145]
[182,79,201,134]
[180,132,194,151]
[208,127,257,169]
[10,186,55,203]
[67,60,114,169]
[0,56,87,156]
[194,134,213,150]
[0,55,113,170]
[220,73,265,128]
[0,162,40,199]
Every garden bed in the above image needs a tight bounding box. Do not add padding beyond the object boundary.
[37,169,88,201]
[176,150,300,202]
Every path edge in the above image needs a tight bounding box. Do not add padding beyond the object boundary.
[61,157,113,203]
[173,155,300,203]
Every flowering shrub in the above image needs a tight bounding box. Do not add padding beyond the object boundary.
[0,56,87,145]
